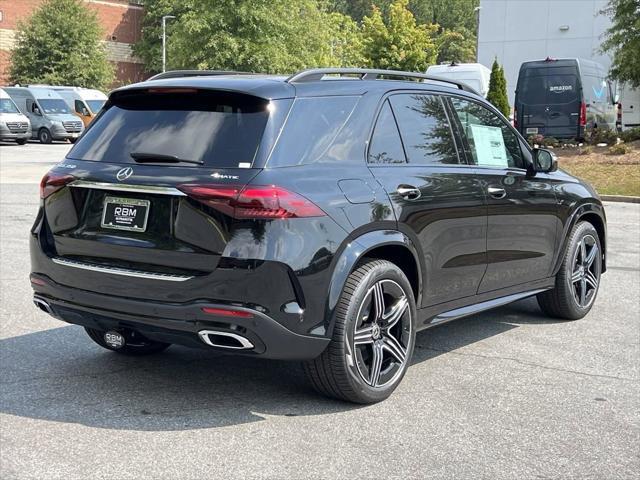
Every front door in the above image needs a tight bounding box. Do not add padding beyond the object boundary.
[447,96,559,293]
[367,93,487,307]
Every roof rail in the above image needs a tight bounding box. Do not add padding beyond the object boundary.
[285,68,477,93]
[147,70,254,81]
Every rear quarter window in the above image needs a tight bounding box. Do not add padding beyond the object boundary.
[267,96,359,167]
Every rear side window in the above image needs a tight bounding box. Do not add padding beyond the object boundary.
[450,97,523,169]
[368,101,406,164]
[68,89,270,168]
[388,94,459,165]
[267,96,359,167]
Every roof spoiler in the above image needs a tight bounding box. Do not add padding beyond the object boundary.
[285,68,477,94]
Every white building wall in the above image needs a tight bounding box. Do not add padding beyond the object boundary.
[478,0,611,105]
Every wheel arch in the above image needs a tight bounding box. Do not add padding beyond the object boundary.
[324,229,423,334]
[553,202,607,275]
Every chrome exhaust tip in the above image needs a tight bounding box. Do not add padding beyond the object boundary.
[33,297,53,315]
[198,330,254,350]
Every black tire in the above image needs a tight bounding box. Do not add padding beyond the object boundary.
[537,221,602,320]
[304,259,416,404]
[84,327,170,356]
[16,138,27,145]
[38,128,52,144]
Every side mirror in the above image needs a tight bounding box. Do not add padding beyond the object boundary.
[33,106,42,116]
[82,108,90,116]
[533,148,558,173]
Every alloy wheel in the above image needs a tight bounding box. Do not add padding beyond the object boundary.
[570,234,600,308]
[347,279,412,388]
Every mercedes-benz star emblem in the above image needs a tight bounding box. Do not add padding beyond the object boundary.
[116,167,133,181]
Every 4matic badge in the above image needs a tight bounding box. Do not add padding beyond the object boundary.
[211,172,239,180]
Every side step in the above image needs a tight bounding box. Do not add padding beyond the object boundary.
[428,288,548,325]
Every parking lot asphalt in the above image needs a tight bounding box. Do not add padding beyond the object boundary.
[1,142,639,479]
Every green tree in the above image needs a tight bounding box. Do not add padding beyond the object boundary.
[361,0,438,72]
[486,59,510,117]
[9,0,113,89]
[436,28,476,64]
[134,0,359,74]
[600,0,640,88]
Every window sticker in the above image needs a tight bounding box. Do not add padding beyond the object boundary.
[469,124,509,167]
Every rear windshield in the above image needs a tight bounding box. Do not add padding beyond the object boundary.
[68,89,270,168]
[518,67,580,105]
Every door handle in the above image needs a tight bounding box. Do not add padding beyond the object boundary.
[488,186,507,199]
[397,185,422,200]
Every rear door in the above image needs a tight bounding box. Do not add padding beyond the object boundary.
[447,96,558,293]
[367,92,487,308]
[517,65,581,138]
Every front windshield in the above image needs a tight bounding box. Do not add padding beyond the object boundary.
[86,99,106,113]
[38,98,71,114]
[0,98,20,114]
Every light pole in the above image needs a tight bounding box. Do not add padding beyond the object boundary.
[474,7,482,63]
[162,15,176,73]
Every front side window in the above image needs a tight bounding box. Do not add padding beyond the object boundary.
[450,97,523,169]
[388,94,459,165]
[368,100,406,164]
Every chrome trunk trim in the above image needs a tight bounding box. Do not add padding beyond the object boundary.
[51,257,193,282]
[70,181,186,196]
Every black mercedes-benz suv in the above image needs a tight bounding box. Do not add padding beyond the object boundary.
[30,68,606,403]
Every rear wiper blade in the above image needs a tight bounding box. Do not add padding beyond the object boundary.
[130,152,204,165]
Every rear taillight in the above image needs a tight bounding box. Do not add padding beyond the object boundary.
[178,184,326,219]
[579,102,587,127]
[40,172,75,199]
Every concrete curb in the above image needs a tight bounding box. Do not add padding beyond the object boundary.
[601,195,640,203]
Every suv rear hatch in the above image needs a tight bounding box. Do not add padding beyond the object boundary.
[39,87,302,301]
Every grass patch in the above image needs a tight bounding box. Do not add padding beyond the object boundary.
[555,141,640,196]
[560,162,640,196]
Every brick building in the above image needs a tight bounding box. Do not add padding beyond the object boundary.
[0,0,146,87]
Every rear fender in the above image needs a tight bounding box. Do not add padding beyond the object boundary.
[323,230,423,336]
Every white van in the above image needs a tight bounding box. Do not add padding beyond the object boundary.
[426,63,491,98]
[0,88,31,145]
[4,87,84,144]
[49,86,107,127]
[618,85,640,131]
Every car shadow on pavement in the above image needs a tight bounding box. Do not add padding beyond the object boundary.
[0,298,558,431]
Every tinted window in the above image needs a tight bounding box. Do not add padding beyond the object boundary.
[389,94,459,165]
[75,100,85,114]
[68,90,270,168]
[450,97,523,169]
[268,96,359,167]
[368,101,406,164]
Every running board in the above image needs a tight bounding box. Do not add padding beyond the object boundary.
[428,289,548,325]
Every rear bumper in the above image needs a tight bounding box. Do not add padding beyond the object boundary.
[31,275,329,360]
